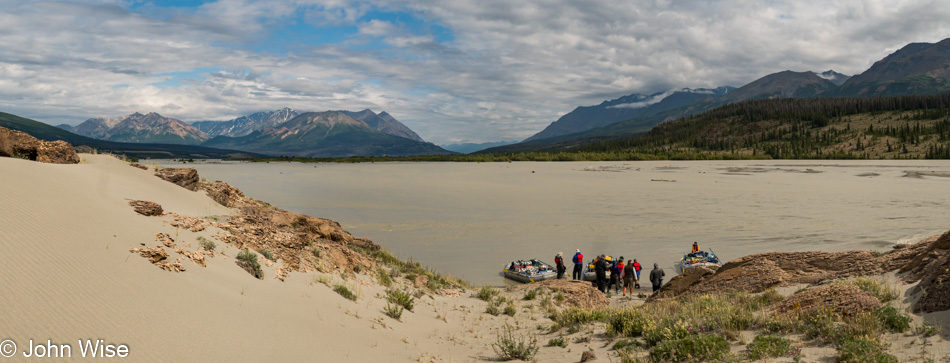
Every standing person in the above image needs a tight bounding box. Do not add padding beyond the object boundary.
[554,252,566,279]
[607,256,622,295]
[632,259,642,289]
[595,254,608,293]
[571,249,584,280]
[649,263,665,292]
[622,260,636,296]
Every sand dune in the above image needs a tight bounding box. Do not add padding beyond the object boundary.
[2,153,948,362]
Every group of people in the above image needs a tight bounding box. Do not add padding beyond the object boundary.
[552,249,666,296]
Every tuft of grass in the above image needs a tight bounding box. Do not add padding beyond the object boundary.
[376,268,392,287]
[523,288,539,301]
[916,322,938,337]
[476,285,500,301]
[547,336,567,348]
[836,335,898,363]
[333,284,357,301]
[236,249,263,279]
[874,306,910,333]
[311,246,322,259]
[504,302,516,316]
[851,277,898,303]
[492,324,539,361]
[746,335,793,360]
[649,333,730,362]
[197,236,216,251]
[384,302,404,321]
[259,249,275,261]
[387,289,415,311]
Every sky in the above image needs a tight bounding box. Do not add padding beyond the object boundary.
[1,0,949,144]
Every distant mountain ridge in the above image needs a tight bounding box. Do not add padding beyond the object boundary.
[60,112,208,145]
[201,111,451,157]
[192,107,299,138]
[524,87,734,142]
[836,38,950,96]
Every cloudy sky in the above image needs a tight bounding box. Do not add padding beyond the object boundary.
[2,0,949,144]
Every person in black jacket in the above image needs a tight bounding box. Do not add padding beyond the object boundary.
[594,254,608,293]
[649,263,665,292]
[554,252,566,279]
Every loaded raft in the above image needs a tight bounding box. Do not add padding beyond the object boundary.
[502,259,556,283]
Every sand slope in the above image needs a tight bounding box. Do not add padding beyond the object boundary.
[0,154,585,362]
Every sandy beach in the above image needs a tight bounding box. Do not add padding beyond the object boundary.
[2,153,949,362]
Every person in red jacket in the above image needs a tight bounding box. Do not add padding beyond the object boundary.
[632,259,642,289]
[571,249,584,280]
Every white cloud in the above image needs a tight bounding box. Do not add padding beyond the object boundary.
[1,0,949,144]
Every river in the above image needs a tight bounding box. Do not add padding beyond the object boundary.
[166,159,950,285]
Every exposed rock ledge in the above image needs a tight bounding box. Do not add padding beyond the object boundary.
[0,126,79,164]
[651,230,950,313]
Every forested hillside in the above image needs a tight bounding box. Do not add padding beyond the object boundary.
[577,94,950,159]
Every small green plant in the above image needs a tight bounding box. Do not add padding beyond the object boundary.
[916,322,938,337]
[311,246,322,258]
[746,335,793,360]
[852,277,898,303]
[874,306,910,333]
[486,304,501,316]
[649,333,730,362]
[523,288,539,300]
[387,289,415,311]
[376,268,392,287]
[197,236,216,251]
[492,324,539,361]
[333,284,357,301]
[547,336,567,348]
[236,249,263,279]
[476,285,500,301]
[504,302,516,316]
[260,249,275,261]
[384,302,404,320]
[836,335,898,363]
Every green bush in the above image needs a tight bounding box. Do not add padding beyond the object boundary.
[836,336,898,363]
[649,333,730,362]
[874,306,910,333]
[606,308,650,337]
[197,236,216,251]
[523,288,539,300]
[260,249,275,261]
[236,249,263,279]
[852,277,898,303]
[384,302,404,321]
[547,336,567,348]
[333,284,357,301]
[746,335,792,360]
[377,268,392,287]
[477,285,500,301]
[492,324,539,361]
[504,303,516,316]
[387,289,415,311]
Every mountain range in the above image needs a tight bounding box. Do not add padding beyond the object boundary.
[487,38,950,154]
[59,108,448,157]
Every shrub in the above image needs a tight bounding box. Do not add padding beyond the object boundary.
[311,246,322,258]
[523,288,539,300]
[504,303,516,316]
[260,249,275,261]
[486,304,501,316]
[333,284,357,301]
[387,289,415,311]
[746,335,792,360]
[377,268,392,287]
[236,249,263,279]
[547,336,567,348]
[492,324,539,361]
[476,285,500,301]
[606,308,651,337]
[916,322,938,337]
[649,333,729,362]
[197,236,216,251]
[874,306,910,333]
[836,336,897,363]
[553,307,607,331]
[852,277,898,303]
[384,302,404,320]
